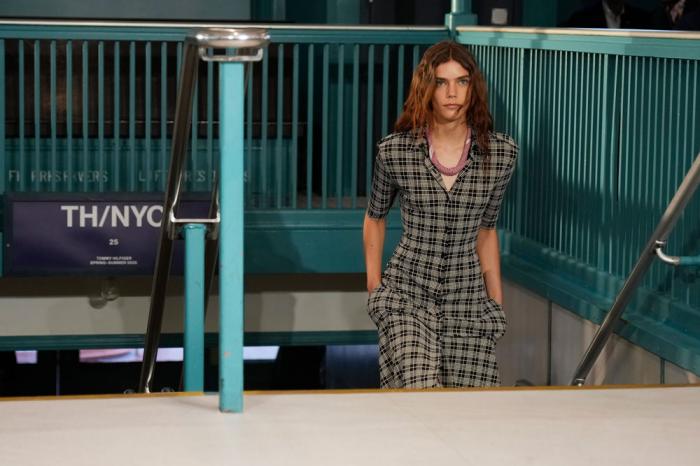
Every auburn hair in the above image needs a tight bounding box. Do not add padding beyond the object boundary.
[394,40,492,157]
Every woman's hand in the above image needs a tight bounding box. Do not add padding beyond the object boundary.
[367,276,381,294]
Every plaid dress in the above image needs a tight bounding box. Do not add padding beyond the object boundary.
[366,129,518,388]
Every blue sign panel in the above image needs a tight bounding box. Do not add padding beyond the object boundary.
[4,193,211,276]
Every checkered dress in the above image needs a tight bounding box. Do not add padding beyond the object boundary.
[366,129,518,388]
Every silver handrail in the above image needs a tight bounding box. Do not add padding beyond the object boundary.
[571,151,700,386]
[138,28,269,394]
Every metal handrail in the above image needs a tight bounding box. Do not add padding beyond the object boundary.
[570,151,700,386]
[137,28,269,394]
[0,19,445,31]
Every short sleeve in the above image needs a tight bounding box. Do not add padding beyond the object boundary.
[366,148,398,219]
[480,148,518,229]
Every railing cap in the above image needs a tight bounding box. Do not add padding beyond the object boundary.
[188,27,270,49]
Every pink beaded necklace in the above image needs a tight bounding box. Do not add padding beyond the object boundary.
[425,126,472,176]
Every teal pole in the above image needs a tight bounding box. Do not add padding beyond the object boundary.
[445,0,477,31]
[219,62,245,413]
[183,223,206,392]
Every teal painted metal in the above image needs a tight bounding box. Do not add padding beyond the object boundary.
[82,41,89,192]
[291,44,299,208]
[207,56,214,192]
[183,223,206,392]
[2,26,443,200]
[679,255,700,266]
[246,59,254,205]
[261,51,269,208]
[219,62,245,413]
[322,43,329,209]
[112,41,120,191]
[396,44,404,118]
[161,42,168,192]
[459,30,700,373]
[145,42,152,192]
[351,44,359,209]
[66,41,72,192]
[50,41,57,192]
[305,44,314,209]
[98,41,105,192]
[336,43,344,209]
[365,44,375,201]
[455,28,700,60]
[0,24,448,45]
[17,40,24,191]
[33,40,40,192]
[128,41,135,192]
[381,44,389,137]
[276,43,284,209]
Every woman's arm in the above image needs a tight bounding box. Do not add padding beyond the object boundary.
[476,227,502,305]
[363,213,386,293]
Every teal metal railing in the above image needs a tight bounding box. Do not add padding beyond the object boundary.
[0,21,447,208]
[457,27,700,372]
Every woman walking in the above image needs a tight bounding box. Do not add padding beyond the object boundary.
[364,40,518,388]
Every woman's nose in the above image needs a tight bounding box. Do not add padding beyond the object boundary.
[447,82,457,98]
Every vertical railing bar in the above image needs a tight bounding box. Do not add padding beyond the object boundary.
[351,44,359,209]
[396,44,404,119]
[66,41,73,192]
[261,51,269,207]
[160,42,168,192]
[145,42,153,192]
[381,44,389,138]
[33,40,41,192]
[306,44,314,209]
[584,53,592,264]
[207,52,214,192]
[245,59,254,207]
[336,43,344,209]
[191,67,199,192]
[635,57,643,279]
[50,40,57,192]
[112,41,120,191]
[98,41,105,192]
[572,52,581,258]
[292,43,299,208]
[412,44,419,72]
[553,50,562,249]
[321,43,329,209]
[19,41,26,191]
[515,47,525,235]
[81,41,89,192]
[365,44,375,203]
[128,41,136,192]
[276,43,284,209]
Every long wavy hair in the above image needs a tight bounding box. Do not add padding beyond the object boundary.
[395,40,492,156]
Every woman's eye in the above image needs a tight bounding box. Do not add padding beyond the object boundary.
[459,78,470,85]
[436,80,446,86]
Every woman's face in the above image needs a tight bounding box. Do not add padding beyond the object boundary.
[431,59,471,126]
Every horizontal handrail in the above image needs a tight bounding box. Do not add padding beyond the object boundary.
[457,26,700,40]
[0,19,446,31]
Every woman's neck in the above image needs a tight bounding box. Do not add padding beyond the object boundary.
[430,120,468,143]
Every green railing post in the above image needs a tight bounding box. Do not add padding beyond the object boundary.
[183,223,206,392]
[219,61,246,413]
[445,0,477,32]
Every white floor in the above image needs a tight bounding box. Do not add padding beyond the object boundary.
[1,386,699,466]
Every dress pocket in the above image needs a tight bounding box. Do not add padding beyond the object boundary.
[484,297,507,340]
